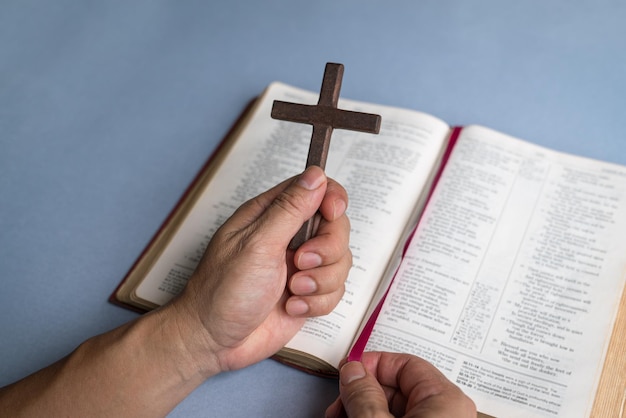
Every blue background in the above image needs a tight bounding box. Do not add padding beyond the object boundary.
[1,1,625,416]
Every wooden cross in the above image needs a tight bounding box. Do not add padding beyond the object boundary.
[271,62,382,249]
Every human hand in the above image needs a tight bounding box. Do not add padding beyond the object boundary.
[169,166,352,376]
[325,352,476,418]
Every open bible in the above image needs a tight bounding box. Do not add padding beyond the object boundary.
[111,82,626,418]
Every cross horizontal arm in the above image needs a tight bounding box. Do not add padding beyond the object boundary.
[272,101,381,134]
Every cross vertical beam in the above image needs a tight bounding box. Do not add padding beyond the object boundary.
[271,63,381,249]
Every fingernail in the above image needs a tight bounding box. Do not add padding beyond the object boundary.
[333,198,347,220]
[298,252,322,270]
[340,362,367,385]
[291,276,317,295]
[297,167,325,190]
[286,298,309,316]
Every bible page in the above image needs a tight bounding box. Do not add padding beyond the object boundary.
[134,82,450,366]
[365,125,626,418]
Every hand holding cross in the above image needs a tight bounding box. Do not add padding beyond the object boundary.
[271,63,381,249]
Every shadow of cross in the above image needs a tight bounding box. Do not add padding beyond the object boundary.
[271,62,382,249]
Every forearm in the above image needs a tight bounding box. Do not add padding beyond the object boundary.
[0,305,217,417]
[0,167,351,416]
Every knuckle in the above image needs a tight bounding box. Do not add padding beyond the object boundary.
[312,285,345,314]
[272,189,306,219]
[344,387,390,418]
[346,249,353,267]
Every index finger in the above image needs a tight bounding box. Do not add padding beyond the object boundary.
[318,177,349,222]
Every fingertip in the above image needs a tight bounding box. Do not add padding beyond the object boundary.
[340,361,367,385]
[297,251,323,270]
[297,166,326,190]
[320,179,348,221]
[285,297,309,316]
[289,275,317,295]
[333,198,347,221]
[338,360,389,417]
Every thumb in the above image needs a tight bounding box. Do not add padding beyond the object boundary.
[337,362,392,418]
[252,166,327,248]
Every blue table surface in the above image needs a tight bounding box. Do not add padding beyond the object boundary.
[1,1,625,416]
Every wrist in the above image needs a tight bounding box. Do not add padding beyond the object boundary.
[147,301,224,381]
